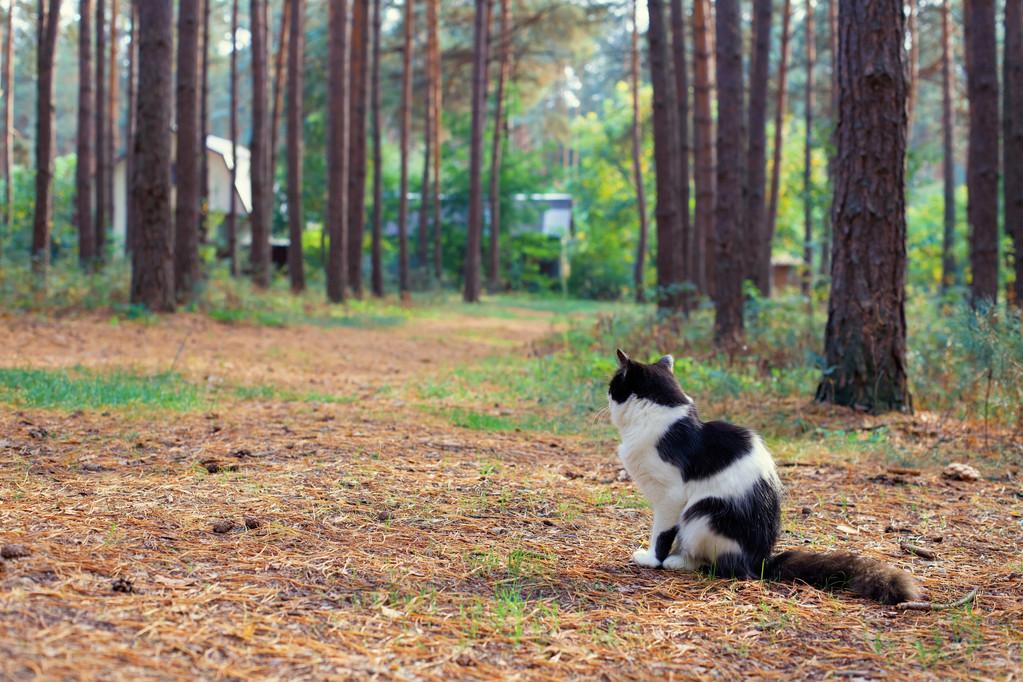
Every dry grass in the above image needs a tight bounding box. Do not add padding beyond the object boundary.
[0,308,1020,680]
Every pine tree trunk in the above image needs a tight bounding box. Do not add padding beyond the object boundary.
[429,0,442,281]
[228,0,239,276]
[131,0,175,312]
[801,0,814,295]
[669,0,690,298]
[370,0,384,297]
[464,0,490,303]
[1005,0,1023,306]
[95,0,107,257]
[746,0,771,293]
[107,0,118,250]
[907,0,919,136]
[125,0,138,255]
[714,0,745,344]
[270,0,290,178]
[632,0,649,303]
[941,0,956,291]
[76,0,97,266]
[175,0,201,301]
[198,0,209,243]
[286,0,305,292]
[418,76,433,276]
[691,0,714,297]
[764,0,791,296]
[817,0,909,413]
[821,0,835,279]
[250,0,272,288]
[348,0,369,295]
[487,0,510,292]
[965,0,1000,304]
[398,0,413,298]
[326,0,351,302]
[32,0,62,279]
[0,1,12,242]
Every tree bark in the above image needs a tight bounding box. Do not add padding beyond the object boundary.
[348,0,369,295]
[429,0,442,281]
[198,0,209,243]
[714,0,744,345]
[270,0,290,179]
[175,0,201,301]
[32,0,62,278]
[228,0,239,276]
[801,0,814,295]
[1005,0,1023,306]
[370,0,383,296]
[669,0,690,296]
[691,0,714,297]
[821,0,836,278]
[107,0,118,250]
[746,0,771,293]
[907,0,919,136]
[763,0,791,296]
[95,0,107,257]
[131,0,175,312]
[326,0,350,302]
[941,0,956,291]
[464,0,490,303]
[398,0,413,298]
[487,0,510,291]
[250,0,272,287]
[816,0,909,414]
[286,0,305,292]
[76,0,97,266]
[631,0,649,302]
[0,0,12,241]
[126,0,138,255]
[965,0,1000,304]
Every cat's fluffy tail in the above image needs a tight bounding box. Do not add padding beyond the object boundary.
[764,550,921,604]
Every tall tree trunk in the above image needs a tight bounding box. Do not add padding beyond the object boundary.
[131,0,175,312]
[76,0,97,266]
[1006,0,1023,306]
[107,0,118,251]
[965,0,1000,304]
[714,0,745,344]
[816,0,909,413]
[821,0,835,278]
[746,0,771,293]
[326,0,351,302]
[125,0,138,255]
[417,0,432,276]
[801,0,814,295]
[95,0,107,257]
[348,0,368,295]
[287,0,305,292]
[647,0,681,311]
[906,0,919,136]
[199,0,209,243]
[0,0,12,243]
[175,0,201,301]
[669,0,691,301]
[270,0,290,178]
[250,0,272,287]
[763,0,791,295]
[370,0,383,296]
[32,0,61,279]
[487,0,509,291]
[429,0,442,281]
[228,0,239,276]
[464,0,490,303]
[398,0,413,298]
[631,0,649,303]
[941,0,956,291]
[691,0,714,297]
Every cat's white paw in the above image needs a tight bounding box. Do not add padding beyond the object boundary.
[632,548,661,568]
[662,554,697,572]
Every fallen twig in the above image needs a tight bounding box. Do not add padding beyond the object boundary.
[900,541,937,561]
[898,588,978,612]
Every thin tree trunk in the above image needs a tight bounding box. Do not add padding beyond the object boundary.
[95,0,107,257]
[1006,0,1023,306]
[175,0,201,301]
[0,0,12,243]
[669,0,691,302]
[907,0,919,136]
[816,0,909,413]
[76,0,97,266]
[764,0,791,296]
[125,0,138,255]
[487,0,509,291]
[370,0,383,296]
[251,0,272,287]
[691,0,714,297]
[965,0,1000,304]
[32,0,62,280]
[746,0,771,293]
[199,0,209,242]
[801,0,814,295]
[398,0,413,298]
[326,0,350,302]
[941,0,956,291]
[270,0,290,178]
[714,0,745,344]
[464,0,490,303]
[417,0,433,276]
[821,0,835,278]
[348,0,369,295]
[131,0,175,312]
[228,0,239,276]
[631,0,649,303]
[429,0,442,281]
[107,0,118,250]
[286,0,305,292]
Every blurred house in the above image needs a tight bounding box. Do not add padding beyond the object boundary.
[771,254,803,291]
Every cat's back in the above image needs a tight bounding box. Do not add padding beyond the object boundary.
[658,417,778,486]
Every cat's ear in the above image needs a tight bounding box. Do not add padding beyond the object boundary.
[616,348,630,369]
[656,355,675,373]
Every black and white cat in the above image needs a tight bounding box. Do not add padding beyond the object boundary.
[608,349,920,604]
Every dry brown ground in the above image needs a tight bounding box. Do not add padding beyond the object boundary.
[0,310,1020,681]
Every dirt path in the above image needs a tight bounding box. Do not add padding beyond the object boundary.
[0,311,1020,680]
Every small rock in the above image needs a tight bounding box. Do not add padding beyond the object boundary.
[111,578,135,593]
[801,506,812,516]
[81,462,109,473]
[231,449,253,458]
[562,470,584,480]
[943,462,981,481]
[244,517,261,530]
[211,520,235,534]
[27,427,49,439]
[202,460,221,474]
[617,469,631,482]
[1,544,30,559]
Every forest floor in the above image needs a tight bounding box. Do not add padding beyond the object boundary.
[0,300,1020,680]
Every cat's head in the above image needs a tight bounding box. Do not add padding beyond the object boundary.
[608,349,691,424]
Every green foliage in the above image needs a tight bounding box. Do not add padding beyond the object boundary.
[0,367,204,411]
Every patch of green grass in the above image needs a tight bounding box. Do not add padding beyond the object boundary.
[0,367,205,411]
